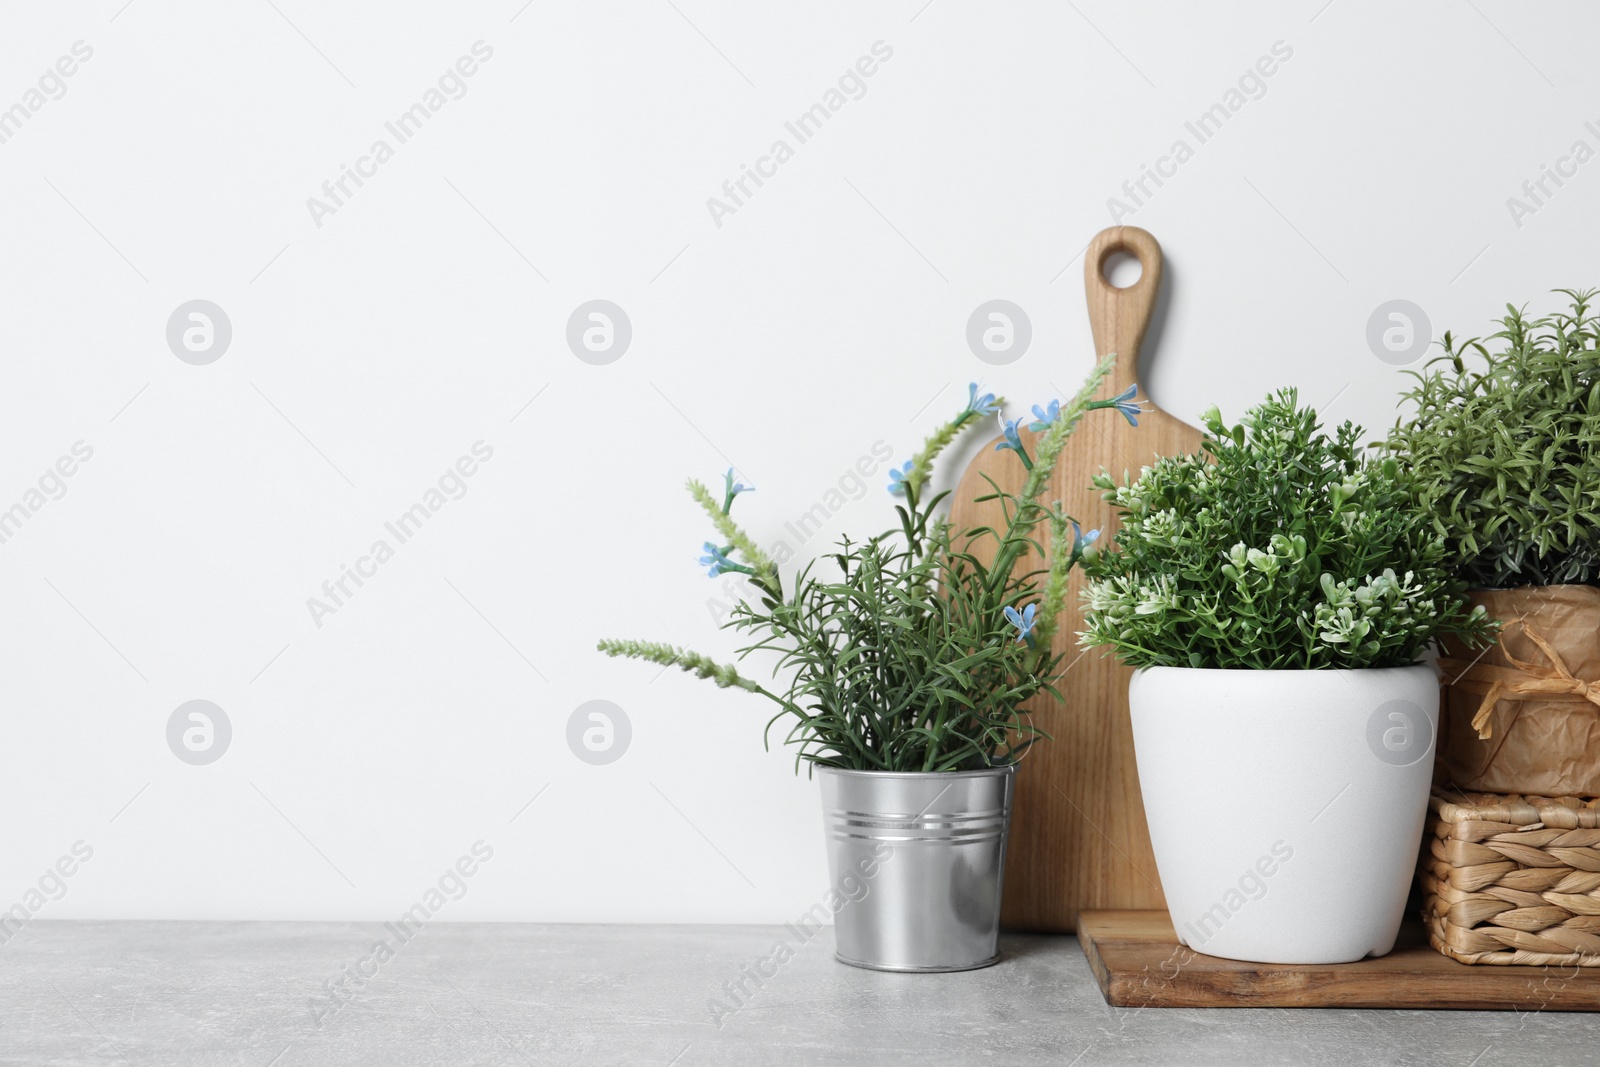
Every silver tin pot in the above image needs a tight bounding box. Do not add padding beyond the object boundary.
[817,765,1016,972]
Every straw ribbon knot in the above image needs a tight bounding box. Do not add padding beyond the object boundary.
[1440,620,1600,740]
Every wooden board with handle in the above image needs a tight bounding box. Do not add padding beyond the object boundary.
[951,226,1201,931]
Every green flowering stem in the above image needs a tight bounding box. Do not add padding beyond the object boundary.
[904,404,997,500]
[1023,354,1116,496]
[688,478,778,594]
[1029,510,1078,649]
[597,638,818,737]
[720,468,752,513]
[894,398,1004,560]
[597,639,765,693]
[987,353,1116,596]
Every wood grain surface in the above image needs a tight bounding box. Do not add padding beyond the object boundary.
[1078,909,1600,1010]
[951,227,1201,931]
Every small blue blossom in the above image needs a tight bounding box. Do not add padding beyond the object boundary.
[965,382,1000,417]
[724,468,753,496]
[993,416,1026,454]
[699,541,734,578]
[1003,603,1038,643]
[1029,399,1061,432]
[992,415,1034,470]
[1072,521,1101,557]
[887,460,916,496]
[1112,384,1145,427]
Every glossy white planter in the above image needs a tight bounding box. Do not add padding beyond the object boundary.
[1128,665,1438,964]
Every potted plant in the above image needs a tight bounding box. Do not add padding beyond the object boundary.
[600,357,1140,971]
[1080,390,1493,964]
[1384,290,1600,798]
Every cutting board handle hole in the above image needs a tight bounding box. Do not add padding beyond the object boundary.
[1101,250,1144,289]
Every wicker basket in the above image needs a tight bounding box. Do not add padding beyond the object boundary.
[1420,788,1600,965]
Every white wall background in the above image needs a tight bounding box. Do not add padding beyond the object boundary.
[1,0,1595,923]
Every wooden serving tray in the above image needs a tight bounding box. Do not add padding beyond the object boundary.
[1079,910,1600,1011]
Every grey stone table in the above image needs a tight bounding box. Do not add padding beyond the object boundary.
[2,922,1596,1066]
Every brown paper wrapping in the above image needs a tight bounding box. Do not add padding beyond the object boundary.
[1437,585,1600,798]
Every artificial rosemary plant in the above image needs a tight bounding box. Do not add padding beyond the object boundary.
[599,355,1140,772]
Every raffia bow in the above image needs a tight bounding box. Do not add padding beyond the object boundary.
[1438,619,1600,740]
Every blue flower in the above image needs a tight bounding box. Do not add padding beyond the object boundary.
[699,541,734,578]
[887,460,915,496]
[1029,399,1061,433]
[724,468,753,496]
[1003,603,1037,643]
[1112,384,1145,427]
[965,383,1000,417]
[1072,521,1101,556]
[993,416,1026,454]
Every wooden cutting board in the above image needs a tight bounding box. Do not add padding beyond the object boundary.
[1079,910,1600,1010]
[951,226,1200,932]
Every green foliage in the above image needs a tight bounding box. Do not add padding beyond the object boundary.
[1080,389,1494,670]
[1384,289,1600,587]
[600,357,1124,772]
[723,527,1062,772]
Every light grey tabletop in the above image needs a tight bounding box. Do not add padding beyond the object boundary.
[2,921,1595,1066]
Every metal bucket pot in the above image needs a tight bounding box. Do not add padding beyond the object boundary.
[817,766,1015,972]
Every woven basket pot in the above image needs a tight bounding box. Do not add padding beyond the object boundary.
[1437,585,1600,798]
[1129,665,1438,964]
[1420,789,1600,965]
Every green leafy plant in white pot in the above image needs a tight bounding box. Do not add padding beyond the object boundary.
[600,358,1140,971]
[1080,390,1494,964]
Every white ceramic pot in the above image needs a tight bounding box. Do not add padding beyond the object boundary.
[1128,665,1438,964]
